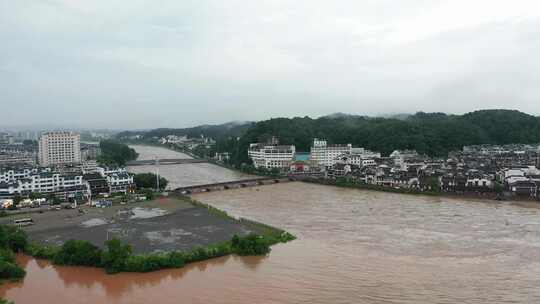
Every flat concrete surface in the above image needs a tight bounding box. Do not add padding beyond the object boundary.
[0,198,258,254]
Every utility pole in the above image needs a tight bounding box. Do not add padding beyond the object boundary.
[155,156,160,191]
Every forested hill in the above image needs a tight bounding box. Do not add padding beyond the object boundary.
[116,121,254,141]
[226,110,540,165]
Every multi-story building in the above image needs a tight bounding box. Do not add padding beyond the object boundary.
[106,172,135,194]
[38,132,81,166]
[83,173,110,197]
[0,133,14,145]
[248,141,295,170]
[310,138,352,168]
[0,167,41,183]
[0,170,88,199]
[0,152,36,166]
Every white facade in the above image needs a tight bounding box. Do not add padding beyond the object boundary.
[466,177,493,188]
[81,160,99,174]
[335,152,380,168]
[248,144,295,169]
[106,172,134,193]
[0,172,85,196]
[38,132,81,166]
[310,138,352,168]
[0,168,40,183]
[97,166,127,176]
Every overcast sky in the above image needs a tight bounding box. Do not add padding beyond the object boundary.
[1,0,540,129]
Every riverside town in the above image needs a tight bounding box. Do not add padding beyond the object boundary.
[3,2,540,303]
[3,111,540,304]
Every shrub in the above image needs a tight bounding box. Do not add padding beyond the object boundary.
[24,243,59,260]
[125,254,166,272]
[54,240,102,267]
[5,227,28,252]
[0,227,8,250]
[101,238,132,274]
[0,248,15,264]
[231,234,271,256]
[167,251,185,268]
[0,260,25,280]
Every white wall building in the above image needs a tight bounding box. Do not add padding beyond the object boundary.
[335,151,381,168]
[0,167,39,183]
[81,160,99,174]
[0,171,85,197]
[310,138,353,168]
[248,143,295,169]
[97,166,127,176]
[106,172,134,194]
[38,132,81,166]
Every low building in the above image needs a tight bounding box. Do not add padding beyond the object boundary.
[81,160,99,174]
[83,173,110,197]
[214,152,230,162]
[509,180,538,197]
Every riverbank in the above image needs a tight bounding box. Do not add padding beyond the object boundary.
[302,177,540,204]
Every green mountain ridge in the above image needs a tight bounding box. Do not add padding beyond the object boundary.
[222,109,540,166]
[116,109,540,167]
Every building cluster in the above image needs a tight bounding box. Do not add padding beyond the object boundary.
[0,149,36,166]
[0,131,101,167]
[0,164,134,201]
[159,135,215,150]
[0,133,15,145]
[248,138,540,199]
[0,131,134,203]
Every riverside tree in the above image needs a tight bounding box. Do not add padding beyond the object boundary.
[133,173,168,190]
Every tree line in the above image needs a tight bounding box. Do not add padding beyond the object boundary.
[97,140,139,166]
[214,109,540,167]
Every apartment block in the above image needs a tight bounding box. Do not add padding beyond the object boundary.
[38,132,81,166]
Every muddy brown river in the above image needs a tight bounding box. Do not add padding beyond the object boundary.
[127,145,254,189]
[2,182,540,303]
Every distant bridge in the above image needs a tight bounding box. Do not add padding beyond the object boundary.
[126,158,208,166]
[174,177,294,194]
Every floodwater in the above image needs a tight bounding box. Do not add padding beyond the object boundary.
[127,145,254,189]
[129,145,192,160]
[2,182,540,303]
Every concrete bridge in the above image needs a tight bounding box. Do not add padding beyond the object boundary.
[174,177,294,194]
[126,158,208,166]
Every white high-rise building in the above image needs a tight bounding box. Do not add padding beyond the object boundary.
[310,138,352,168]
[38,132,81,166]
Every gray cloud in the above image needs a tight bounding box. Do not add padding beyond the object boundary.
[1,0,540,129]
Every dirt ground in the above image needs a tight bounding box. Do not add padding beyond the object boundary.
[0,197,258,254]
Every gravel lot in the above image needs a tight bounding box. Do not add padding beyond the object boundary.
[0,197,258,254]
